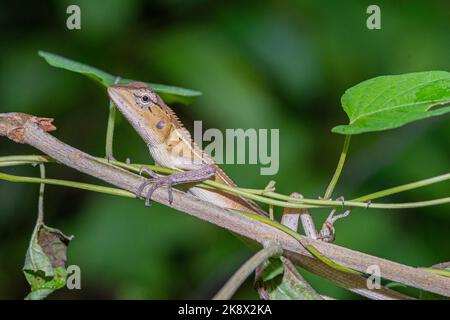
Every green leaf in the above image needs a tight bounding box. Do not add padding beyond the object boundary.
[38,51,202,104]
[38,51,115,86]
[332,71,450,135]
[256,257,322,300]
[23,223,73,300]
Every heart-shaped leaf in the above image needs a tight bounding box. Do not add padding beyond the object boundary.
[332,71,450,135]
[38,51,202,104]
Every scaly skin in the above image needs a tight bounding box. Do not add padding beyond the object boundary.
[107,82,268,217]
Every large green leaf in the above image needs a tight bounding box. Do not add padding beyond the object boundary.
[23,223,73,300]
[332,71,450,135]
[38,51,202,104]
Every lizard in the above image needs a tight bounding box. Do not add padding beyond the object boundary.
[107,81,357,275]
[107,81,268,217]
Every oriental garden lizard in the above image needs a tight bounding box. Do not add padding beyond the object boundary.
[107,82,358,275]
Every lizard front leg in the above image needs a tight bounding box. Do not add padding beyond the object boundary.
[283,193,352,243]
[282,192,319,239]
[136,164,217,206]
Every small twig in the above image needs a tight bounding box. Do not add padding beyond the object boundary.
[213,241,283,300]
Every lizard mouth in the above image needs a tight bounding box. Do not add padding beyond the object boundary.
[107,87,121,105]
[107,87,131,115]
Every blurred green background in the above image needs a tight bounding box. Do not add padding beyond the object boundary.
[0,0,449,299]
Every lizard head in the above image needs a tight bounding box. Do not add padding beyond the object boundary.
[107,82,174,147]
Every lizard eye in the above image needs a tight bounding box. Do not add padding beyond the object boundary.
[134,92,157,108]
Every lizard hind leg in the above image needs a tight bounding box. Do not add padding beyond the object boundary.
[318,208,352,242]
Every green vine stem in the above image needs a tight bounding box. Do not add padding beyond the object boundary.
[105,76,121,160]
[323,135,351,200]
[2,154,448,206]
[0,171,135,198]
[351,173,450,202]
[37,164,45,224]
[105,100,116,160]
[0,155,449,210]
[0,159,449,210]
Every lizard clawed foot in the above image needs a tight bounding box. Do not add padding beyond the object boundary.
[136,176,175,206]
[318,208,352,243]
[136,165,175,206]
[136,164,217,206]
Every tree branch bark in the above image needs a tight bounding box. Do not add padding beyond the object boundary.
[1,112,448,299]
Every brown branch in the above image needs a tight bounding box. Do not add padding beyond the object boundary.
[1,112,448,299]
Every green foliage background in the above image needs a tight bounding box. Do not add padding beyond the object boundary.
[0,0,448,299]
